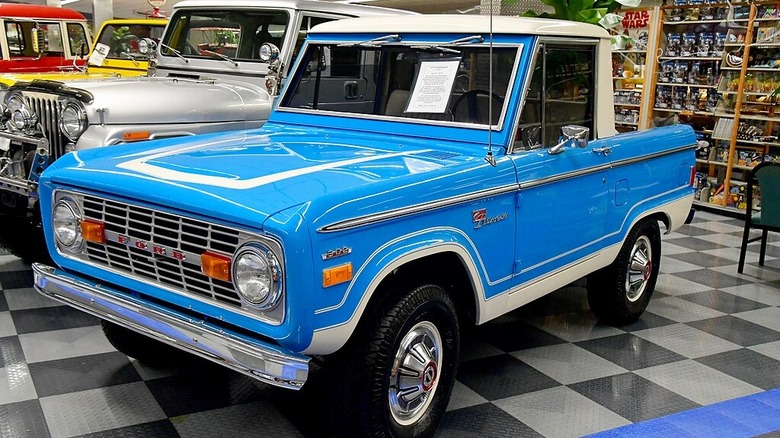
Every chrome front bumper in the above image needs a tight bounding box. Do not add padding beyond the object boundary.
[32,263,309,390]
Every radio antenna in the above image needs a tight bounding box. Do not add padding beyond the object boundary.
[485,2,497,167]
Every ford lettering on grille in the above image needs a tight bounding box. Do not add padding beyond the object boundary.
[114,234,187,261]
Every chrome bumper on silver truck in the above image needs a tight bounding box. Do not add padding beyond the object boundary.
[32,263,309,390]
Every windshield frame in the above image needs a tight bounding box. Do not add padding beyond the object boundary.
[275,38,524,132]
[159,8,292,64]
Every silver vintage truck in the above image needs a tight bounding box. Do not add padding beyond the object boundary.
[0,0,413,218]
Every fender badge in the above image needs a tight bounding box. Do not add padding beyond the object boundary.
[322,246,352,260]
[473,209,508,229]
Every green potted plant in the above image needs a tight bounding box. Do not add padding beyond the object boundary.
[511,0,641,30]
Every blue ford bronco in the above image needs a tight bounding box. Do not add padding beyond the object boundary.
[33,14,696,437]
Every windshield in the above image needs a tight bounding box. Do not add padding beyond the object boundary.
[161,9,288,62]
[279,43,520,126]
[96,23,166,60]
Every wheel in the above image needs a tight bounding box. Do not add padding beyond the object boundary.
[329,284,460,437]
[449,89,503,124]
[587,219,661,325]
[101,320,184,365]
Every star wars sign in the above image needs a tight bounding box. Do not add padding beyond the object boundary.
[622,11,650,29]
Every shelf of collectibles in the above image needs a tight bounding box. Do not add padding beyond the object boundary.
[645,0,752,210]
[700,1,780,211]
[611,7,658,131]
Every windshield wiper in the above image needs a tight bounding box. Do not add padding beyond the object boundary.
[409,35,484,55]
[338,34,401,48]
[158,43,189,63]
[449,35,484,45]
[409,45,461,54]
[120,52,140,67]
[201,49,239,66]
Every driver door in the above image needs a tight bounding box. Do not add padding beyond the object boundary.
[510,42,609,287]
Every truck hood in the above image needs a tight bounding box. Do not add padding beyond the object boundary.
[34,77,271,124]
[44,124,502,229]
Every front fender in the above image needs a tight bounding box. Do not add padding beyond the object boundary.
[305,226,501,355]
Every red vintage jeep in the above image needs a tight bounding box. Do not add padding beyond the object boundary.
[0,3,92,73]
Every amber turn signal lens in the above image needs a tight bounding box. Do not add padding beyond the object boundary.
[323,263,352,288]
[80,219,105,243]
[202,251,231,282]
[123,131,150,141]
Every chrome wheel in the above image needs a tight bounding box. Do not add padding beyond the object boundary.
[389,320,443,426]
[625,235,652,302]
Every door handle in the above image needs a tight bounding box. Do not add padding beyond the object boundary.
[592,147,612,155]
[344,81,358,100]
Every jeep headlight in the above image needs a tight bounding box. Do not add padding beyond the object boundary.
[53,199,81,248]
[59,101,87,141]
[232,243,282,309]
[4,92,25,115]
[5,92,36,131]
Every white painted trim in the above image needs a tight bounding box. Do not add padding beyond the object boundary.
[304,194,692,354]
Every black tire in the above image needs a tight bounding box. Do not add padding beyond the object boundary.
[329,284,460,437]
[587,219,661,325]
[101,320,184,365]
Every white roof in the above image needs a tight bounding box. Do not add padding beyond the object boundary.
[174,0,418,17]
[310,14,611,39]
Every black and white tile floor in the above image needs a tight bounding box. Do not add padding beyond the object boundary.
[2,210,780,437]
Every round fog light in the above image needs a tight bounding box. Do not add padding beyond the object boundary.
[53,201,80,247]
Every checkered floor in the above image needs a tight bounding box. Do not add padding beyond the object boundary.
[2,210,780,437]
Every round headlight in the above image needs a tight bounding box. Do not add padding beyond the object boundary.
[10,107,37,130]
[232,244,281,309]
[138,38,152,55]
[53,200,80,248]
[257,43,279,62]
[59,101,87,141]
[5,92,25,115]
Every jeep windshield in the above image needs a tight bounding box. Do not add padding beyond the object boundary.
[96,23,166,61]
[278,43,520,126]
[161,9,288,63]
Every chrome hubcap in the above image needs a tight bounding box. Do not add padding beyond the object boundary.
[626,235,652,302]
[389,321,442,426]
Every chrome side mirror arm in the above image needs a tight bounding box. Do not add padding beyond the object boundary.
[548,125,590,155]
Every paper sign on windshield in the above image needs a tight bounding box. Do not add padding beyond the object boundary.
[88,43,110,66]
[406,59,460,113]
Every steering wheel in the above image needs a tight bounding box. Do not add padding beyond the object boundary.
[449,89,504,124]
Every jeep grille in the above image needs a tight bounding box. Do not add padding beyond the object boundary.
[23,92,67,159]
[78,193,246,307]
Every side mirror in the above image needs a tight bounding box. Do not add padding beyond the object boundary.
[31,26,44,57]
[548,125,590,155]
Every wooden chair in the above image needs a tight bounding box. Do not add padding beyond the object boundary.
[738,161,780,273]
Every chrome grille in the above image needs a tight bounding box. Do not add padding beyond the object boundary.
[23,92,66,159]
[78,193,245,307]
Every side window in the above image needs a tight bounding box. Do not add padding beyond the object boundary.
[291,15,335,65]
[517,43,595,149]
[66,22,88,57]
[5,22,24,56]
[37,22,65,54]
